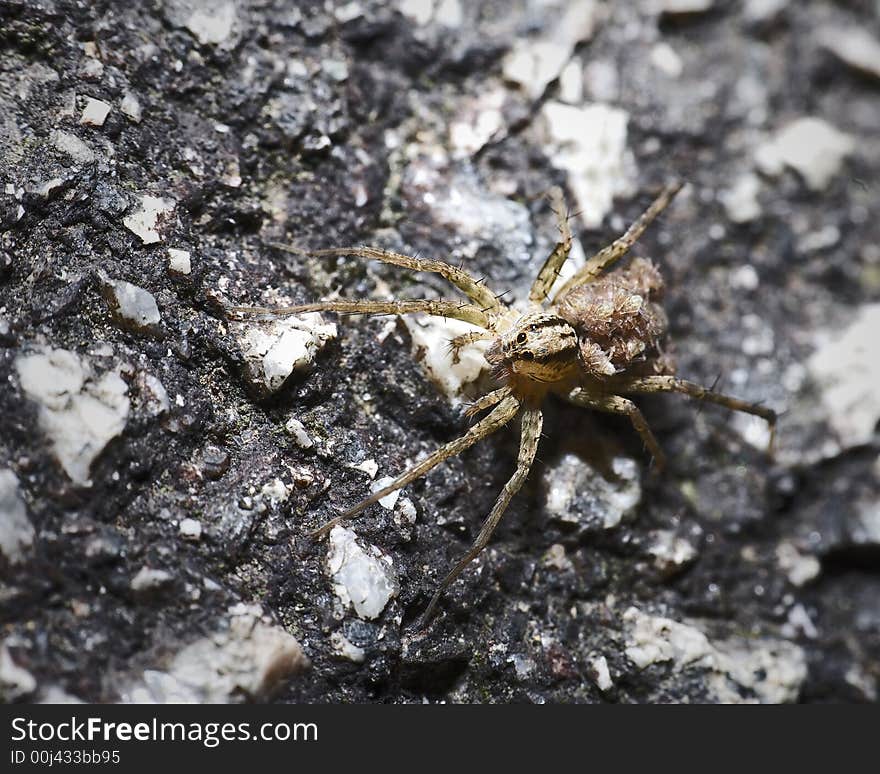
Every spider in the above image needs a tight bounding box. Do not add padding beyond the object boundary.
[228,181,776,627]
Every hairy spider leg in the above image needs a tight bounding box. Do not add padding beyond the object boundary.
[615,375,777,451]
[529,186,574,304]
[268,243,502,312]
[447,330,495,364]
[419,407,543,627]
[311,395,522,539]
[552,182,684,302]
[567,388,667,471]
[227,299,493,329]
[464,386,512,418]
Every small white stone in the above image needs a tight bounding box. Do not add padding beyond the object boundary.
[80,57,104,80]
[558,59,584,104]
[818,27,880,81]
[729,264,760,291]
[131,566,174,592]
[232,312,337,395]
[179,518,202,540]
[104,278,162,332]
[371,476,400,510]
[185,1,236,45]
[120,91,142,123]
[120,604,308,702]
[285,417,314,449]
[449,88,505,157]
[589,655,613,691]
[650,43,683,78]
[351,458,379,479]
[647,530,698,574]
[123,195,176,244]
[334,2,364,23]
[503,2,598,101]
[541,101,635,227]
[322,59,348,82]
[15,349,130,486]
[327,526,398,620]
[79,97,111,127]
[623,606,806,703]
[50,130,95,164]
[0,470,34,564]
[168,248,192,275]
[261,478,290,504]
[797,225,840,253]
[395,496,417,526]
[807,303,880,448]
[755,117,855,191]
[719,173,762,223]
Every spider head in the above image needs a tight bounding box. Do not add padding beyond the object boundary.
[486,311,579,385]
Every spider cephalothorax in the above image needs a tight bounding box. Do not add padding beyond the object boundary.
[485,312,580,393]
[228,181,776,626]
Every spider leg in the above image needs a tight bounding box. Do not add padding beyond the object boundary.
[464,386,511,418]
[227,299,493,329]
[568,388,667,471]
[419,407,543,628]
[529,187,573,304]
[614,375,777,451]
[552,182,683,302]
[448,330,494,364]
[311,394,521,539]
[268,243,502,312]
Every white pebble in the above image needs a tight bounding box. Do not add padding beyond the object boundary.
[179,518,202,540]
[131,566,173,592]
[719,173,762,224]
[120,91,142,123]
[372,476,400,510]
[123,195,176,244]
[589,655,613,691]
[168,248,192,275]
[80,98,111,127]
[285,417,314,449]
[327,527,398,620]
[755,117,855,191]
[15,348,129,486]
[650,43,683,78]
[541,101,635,227]
[104,278,162,332]
[0,470,34,564]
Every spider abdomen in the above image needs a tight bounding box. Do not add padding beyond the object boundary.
[555,257,669,377]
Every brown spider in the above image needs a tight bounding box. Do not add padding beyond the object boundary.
[228,181,776,626]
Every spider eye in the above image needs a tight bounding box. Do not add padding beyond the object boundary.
[522,351,534,361]
[516,332,528,344]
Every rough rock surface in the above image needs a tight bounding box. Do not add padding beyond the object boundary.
[1,0,878,704]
